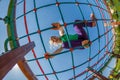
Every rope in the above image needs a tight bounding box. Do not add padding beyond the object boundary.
[55,0,76,79]
[0,17,3,20]
[23,0,48,80]
[14,0,115,80]
[16,2,108,20]
[27,29,115,78]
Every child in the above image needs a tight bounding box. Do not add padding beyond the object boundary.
[44,13,96,59]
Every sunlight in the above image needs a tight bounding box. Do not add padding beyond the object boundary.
[13,64,19,72]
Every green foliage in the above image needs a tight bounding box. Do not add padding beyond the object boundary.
[114,27,120,54]
[107,0,120,80]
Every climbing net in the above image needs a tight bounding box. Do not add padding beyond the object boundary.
[6,0,115,80]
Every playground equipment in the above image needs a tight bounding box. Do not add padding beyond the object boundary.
[0,0,116,80]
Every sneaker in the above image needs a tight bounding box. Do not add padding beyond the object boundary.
[90,13,96,27]
[82,40,91,48]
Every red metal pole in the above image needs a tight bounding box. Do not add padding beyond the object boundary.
[88,67,109,80]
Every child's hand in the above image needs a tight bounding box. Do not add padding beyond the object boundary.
[44,53,54,59]
[51,23,61,30]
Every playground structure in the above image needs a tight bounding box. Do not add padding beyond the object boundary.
[0,0,118,80]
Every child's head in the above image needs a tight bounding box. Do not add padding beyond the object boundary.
[49,36,62,47]
[82,40,91,48]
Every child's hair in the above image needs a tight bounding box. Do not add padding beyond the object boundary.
[49,36,62,49]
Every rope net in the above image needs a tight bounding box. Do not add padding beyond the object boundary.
[8,0,115,80]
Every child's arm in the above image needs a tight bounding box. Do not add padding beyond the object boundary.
[53,46,63,54]
[44,47,63,59]
[51,23,65,36]
[59,27,64,36]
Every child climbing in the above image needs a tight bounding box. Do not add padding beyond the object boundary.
[44,13,96,59]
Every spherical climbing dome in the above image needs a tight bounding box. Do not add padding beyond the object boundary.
[15,0,115,80]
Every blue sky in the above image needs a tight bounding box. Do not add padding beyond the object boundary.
[0,0,116,80]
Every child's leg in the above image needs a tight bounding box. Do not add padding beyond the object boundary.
[73,20,88,40]
[73,20,86,27]
[85,21,96,27]
[73,13,96,28]
[73,20,96,28]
